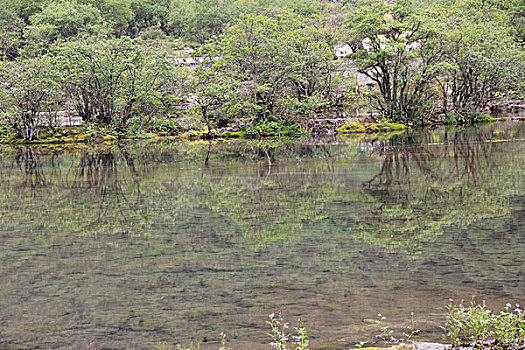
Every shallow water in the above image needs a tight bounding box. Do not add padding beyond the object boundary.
[0,123,524,349]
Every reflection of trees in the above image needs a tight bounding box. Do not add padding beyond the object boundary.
[193,140,362,247]
[14,147,49,193]
[0,146,149,237]
[0,125,523,253]
[357,127,521,254]
[68,148,145,235]
[197,164,329,247]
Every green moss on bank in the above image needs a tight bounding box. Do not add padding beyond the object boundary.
[337,121,407,134]
[337,121,366,133]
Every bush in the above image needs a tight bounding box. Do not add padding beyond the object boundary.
[442,300,525,348]
[244,119,304,137]
[147,118,182,135]
[443,110,497,125]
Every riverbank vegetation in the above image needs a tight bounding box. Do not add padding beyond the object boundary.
[0,0,523,142]
[170,301,525,350]
[185,304,524,350]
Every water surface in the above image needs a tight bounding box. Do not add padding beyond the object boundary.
[0,123,524,349]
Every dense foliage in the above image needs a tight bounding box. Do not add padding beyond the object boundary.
[194,9,341,129]
[0,0,523,140]
[345,0,524,124]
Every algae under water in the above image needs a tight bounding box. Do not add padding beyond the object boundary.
[0,123,524,349]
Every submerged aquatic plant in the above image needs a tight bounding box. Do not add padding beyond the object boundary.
[156,341,200,350]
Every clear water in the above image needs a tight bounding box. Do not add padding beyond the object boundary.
[0,123,524,349]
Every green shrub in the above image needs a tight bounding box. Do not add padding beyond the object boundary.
[220,131,243,138]
[474,115,497,123]
[443,115,457,125]
[148,118,182,135]
[442,300,525,348]
[381,122,407,131]
[244,120,304,137]
[446,109,497,125]
[267,313,309,350]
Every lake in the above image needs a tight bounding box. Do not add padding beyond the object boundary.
[0,123,524,349]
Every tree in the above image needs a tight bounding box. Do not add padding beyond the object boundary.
[128,0,170,37]
[0,56,63,140]
[168,0,234,43]
[431,0,525,116]
[97,0,135,37]
[278,24,341,114]
[192,60,260,132]
[201,9,340,125]
[0,0,45,25]
[28,1,103,41]
[55,37,186,129]
[346,0,443,124]
[346,0,524,123]
[0,5,23,60]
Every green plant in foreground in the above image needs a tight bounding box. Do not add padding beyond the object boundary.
[404,312,420,342]
[442,300,525,349]
[219,332,232,350]
[266,312,309,350]
[375,314,397,344]
[374,312,420,345]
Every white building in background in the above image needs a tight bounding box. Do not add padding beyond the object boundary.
[335,43,353,59]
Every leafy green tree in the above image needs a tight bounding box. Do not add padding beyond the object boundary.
[0,56,63,140]
[129,0,170,37]
[55,37,186,129]
[509,1,525,45]
[346,0,442,124]
[234,0,323,18]
[202,9,340,125]
[97,0,135,36]
[0,5,23,60]
[431,0,525,115]
[28,1,103,41]
[346,0,524,123]
[277,24,341,114]
[168,0,234,43]
[0,0,45,24]
[129,47,189,121]
[192,61,259,132]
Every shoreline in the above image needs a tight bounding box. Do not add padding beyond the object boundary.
[1,116,523,147]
